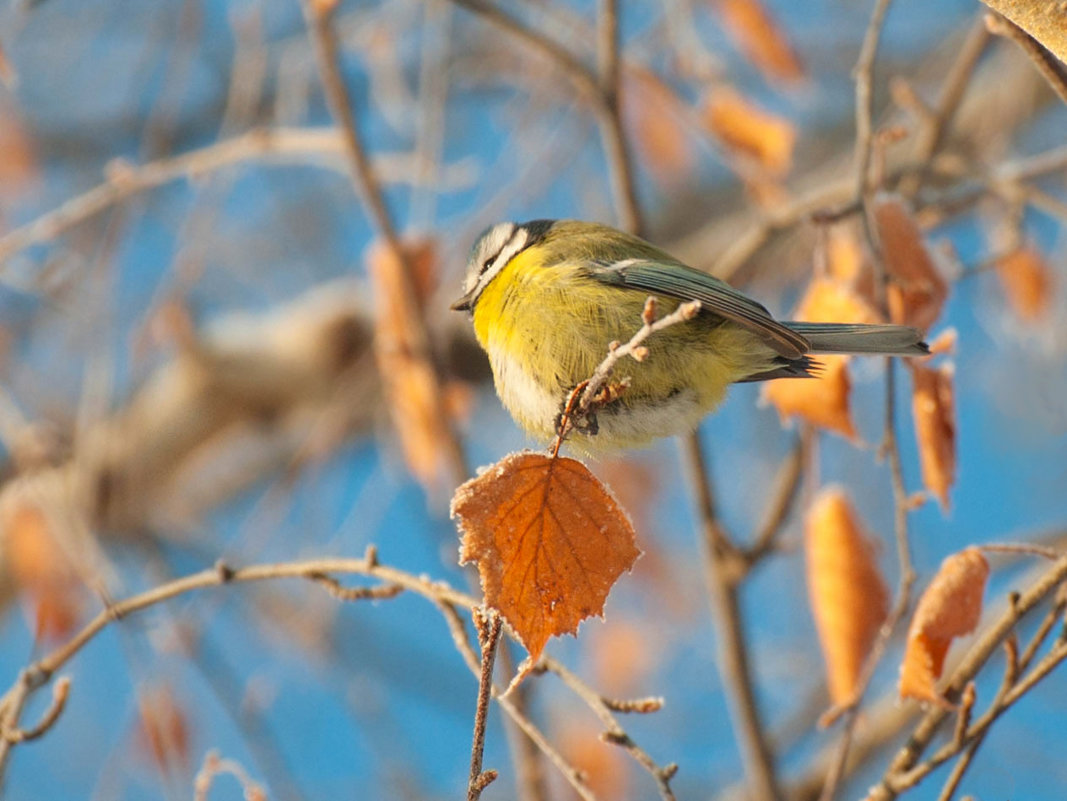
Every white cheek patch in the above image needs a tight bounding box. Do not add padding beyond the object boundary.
[470,226,529,297]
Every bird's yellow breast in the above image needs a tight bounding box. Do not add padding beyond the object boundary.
[471,247,777,448]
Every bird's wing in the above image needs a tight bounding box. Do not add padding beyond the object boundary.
[589,259,810,358]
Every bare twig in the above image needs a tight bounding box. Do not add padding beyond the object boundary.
[0,127,472,267]
[468,610,503,800]
[684,435,782,801]
[553,296,702,450]
[853,0,895,197]
[1,678,70,745]
[985,13,1067,107]
[300,0,468,486]
[193,750,267,801]
[536,656,677,800]
[867,553,1067,801]
[595,0,643,235]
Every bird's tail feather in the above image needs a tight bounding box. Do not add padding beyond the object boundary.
[784,322,929,356]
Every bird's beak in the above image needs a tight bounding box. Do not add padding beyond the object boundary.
[450,290,476,312]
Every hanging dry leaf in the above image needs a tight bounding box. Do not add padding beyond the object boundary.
[137,683,191,772]
[703,86,796,175]
[899,547,989,704]
[714,0,805,85]
[452,451,641,659]
[762,277,880,439]
[805,487,889,707]
[368,238,454,490]
[871,194,948,331]
[3,501,84,640]
[910,362,956,512]
[624,69,694,188]
[995,247,1054,322]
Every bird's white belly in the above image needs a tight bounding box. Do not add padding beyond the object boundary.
[488,347,706,450]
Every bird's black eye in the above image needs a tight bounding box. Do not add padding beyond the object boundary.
[480,257,493,273]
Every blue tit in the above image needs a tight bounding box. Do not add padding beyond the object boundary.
[451,219,928,450]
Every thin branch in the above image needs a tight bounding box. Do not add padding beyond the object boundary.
[683,435,782,801]
[468,611,503,800]
[852,0,894,197]
[0,127,473,267]
[595,0,643,235]
[193,751,267,801]
[744,433,806,565]
[537,656,678,800]
[2,678,70,745]
[867,552,1067,801]
[985,13,1067,107]
[300,0,468,486]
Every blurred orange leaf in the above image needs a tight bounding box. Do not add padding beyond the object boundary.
[4,501,84,640]
[556,717,629,799]
[762,277,880,439]
[995,247,1054,322]
[137,683,190,772]
[714,0,805,85]
[0,98,37,194]
[910,362,956,512]
[588,620,657,697]
[899,547,989,704]
[703,86,796,175]
[871,194,948,331]
[452,451,640,659]
[0,42,14,87]
[625,69,694,188]
[368,238,454,490]
[805,486,889,707]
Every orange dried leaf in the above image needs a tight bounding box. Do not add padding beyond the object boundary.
[805,486,889,707]
[763,354,855,437]
[910,362,956,511]
[452,452,641,659]
[368,238,454,490]
[762,278,880,439]
[625,70,694,188]
[899,547,989,703]
[138,684,190,772]
[995,247,1054,322]
[4,502,83,640]
[715,0,805,85]
[871,194,948,331]
[703,87,796,175]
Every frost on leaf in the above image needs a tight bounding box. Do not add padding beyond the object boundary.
[899,547,989,704]
[805,486,889,707]
[451,451,641,659]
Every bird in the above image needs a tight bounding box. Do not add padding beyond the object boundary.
[451,219,928,451]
